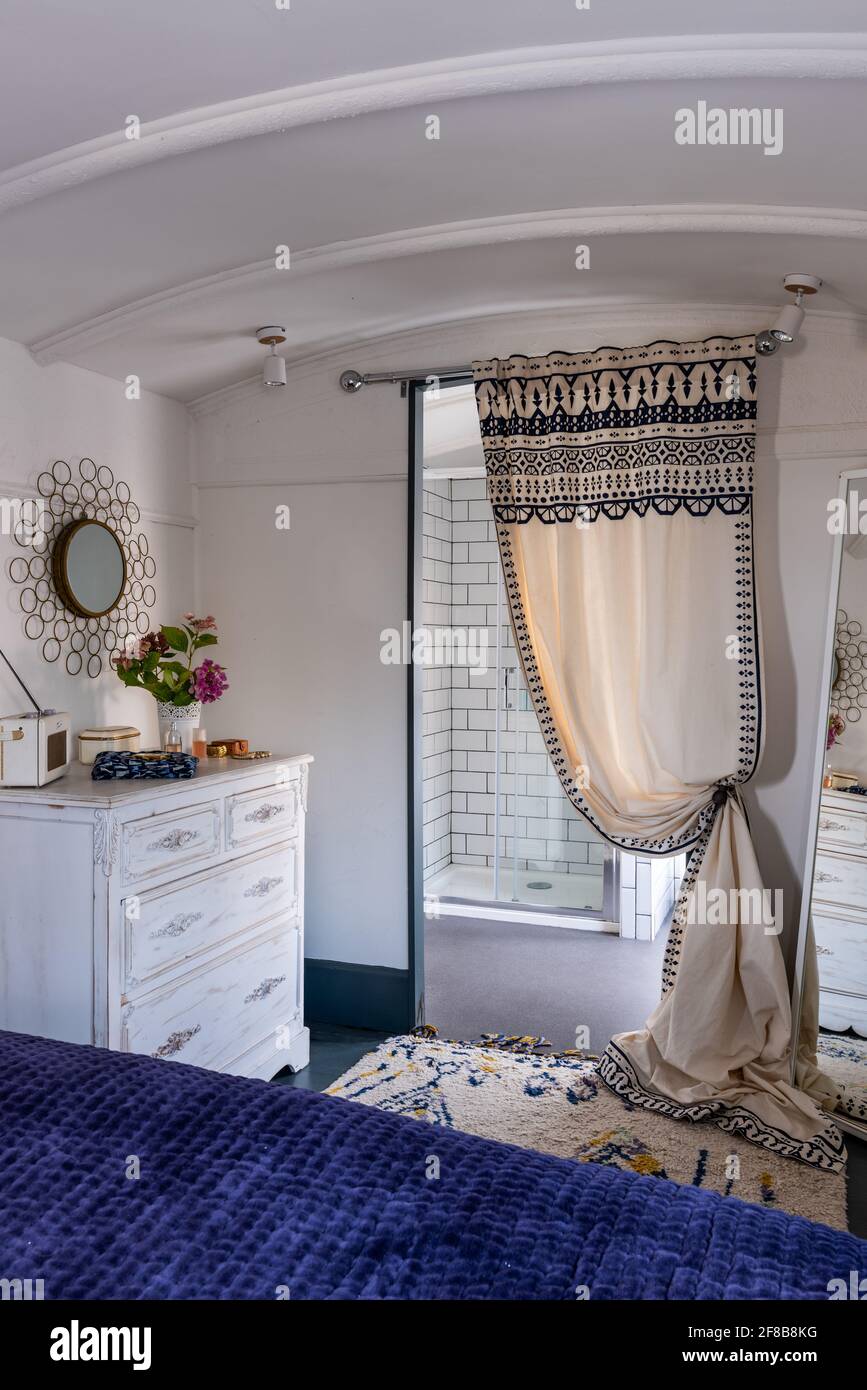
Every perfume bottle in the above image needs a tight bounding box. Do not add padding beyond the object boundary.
[165,719,182,754]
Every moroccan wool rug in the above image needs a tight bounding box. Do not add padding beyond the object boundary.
[327,1033,848,1231]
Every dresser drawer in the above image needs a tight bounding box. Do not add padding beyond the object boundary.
[813,911,867,999]
[817,802,867,852]
[122,922,299,1069]
[123,843,299,988]
[226,780,300,849]
[819,988,867,1039]
[122,801,221,884]
[812,850,867,914]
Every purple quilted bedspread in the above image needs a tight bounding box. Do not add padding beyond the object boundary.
[0,1030,863,1300]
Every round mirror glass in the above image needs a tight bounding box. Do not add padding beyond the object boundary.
[54,519,126,617]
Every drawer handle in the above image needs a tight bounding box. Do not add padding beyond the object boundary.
[819,818,849,832]
[149,828,199,852]
[244,975,286,1004]
[245,803,285,824]
[151,911,203,940]
[815,870,843,884]
[244,876,284,899]
[152,1024,201,1059]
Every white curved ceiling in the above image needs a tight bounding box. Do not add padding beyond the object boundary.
[1,0,865,402]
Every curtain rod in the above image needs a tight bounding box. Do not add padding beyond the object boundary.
[339,366,472,395]
[339,315,794,394]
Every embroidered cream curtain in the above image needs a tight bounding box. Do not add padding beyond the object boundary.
[473,338,843,1172]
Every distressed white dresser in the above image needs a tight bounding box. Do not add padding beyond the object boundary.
[0,754,311,1078]
[811,789,867,1037]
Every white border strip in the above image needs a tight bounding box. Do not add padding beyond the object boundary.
[4,34,867,216]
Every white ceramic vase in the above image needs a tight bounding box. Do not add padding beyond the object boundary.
[156,700,202,755]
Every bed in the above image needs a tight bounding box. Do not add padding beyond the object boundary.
[0,1029,863,1300]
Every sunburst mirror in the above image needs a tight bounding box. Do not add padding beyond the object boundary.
[8,458,157,678]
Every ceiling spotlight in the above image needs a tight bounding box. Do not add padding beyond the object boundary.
[256,325,287,388]
[771,274,822,343]
[770,300,804,343]
[756,274,822,355]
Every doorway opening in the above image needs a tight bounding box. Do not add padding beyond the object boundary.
[408,378,681,1049]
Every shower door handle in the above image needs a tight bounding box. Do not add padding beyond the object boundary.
[503,666,515,710]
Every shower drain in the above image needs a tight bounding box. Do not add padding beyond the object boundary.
[526,881,552,890]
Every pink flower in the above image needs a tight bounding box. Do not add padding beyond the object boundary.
[191,658,229,704]
[132,632,168,660]
[184,614,218,634]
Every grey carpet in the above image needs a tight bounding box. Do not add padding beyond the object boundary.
[424,914,669,1055]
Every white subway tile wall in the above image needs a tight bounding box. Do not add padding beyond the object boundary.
[421,476,606,885]
[422,478,453,879]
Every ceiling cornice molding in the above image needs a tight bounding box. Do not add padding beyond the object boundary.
[29,203,867,367]
[3,33,867,216]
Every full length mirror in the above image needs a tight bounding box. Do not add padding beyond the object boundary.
[797,470,867,1139]
[52,518,127,619]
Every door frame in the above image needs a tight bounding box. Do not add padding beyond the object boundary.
[406,378,425,1029]
[408,375,630,1027]
[406,376,474,1028]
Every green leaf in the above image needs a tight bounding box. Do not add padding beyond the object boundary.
[161,626,188,654]
[192,632,218,650]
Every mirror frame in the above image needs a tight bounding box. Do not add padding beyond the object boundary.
[793,465,867,1141]
[51,517,128,619]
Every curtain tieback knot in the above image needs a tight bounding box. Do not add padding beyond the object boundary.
[712,782,735,810]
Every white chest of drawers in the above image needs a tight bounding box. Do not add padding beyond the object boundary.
[0,754,312,1079]
[811,789,867,1038]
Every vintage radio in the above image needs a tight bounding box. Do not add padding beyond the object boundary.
[0,648,70,787]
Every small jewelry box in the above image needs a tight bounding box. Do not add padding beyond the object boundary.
[214,738,248,756]
[78,725,141,765]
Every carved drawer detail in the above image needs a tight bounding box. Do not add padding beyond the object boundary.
[244,876,284,899]
[813,851,867,913]
[244,975,286,1004]
[122,802,221,884]
[123,843,298,988]
[227,779,300,849]
[813,912,867,999]
[151,911,203,940]
[816,800,867,851]
[153,1025,202,1059]
[121,925,297,1071]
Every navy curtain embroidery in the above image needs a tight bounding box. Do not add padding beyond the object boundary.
[475,337,761,864]
[475,337,756,525]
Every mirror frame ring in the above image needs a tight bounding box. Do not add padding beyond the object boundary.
[51,517,127,619]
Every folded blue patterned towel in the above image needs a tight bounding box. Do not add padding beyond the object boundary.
[91,750,198,780]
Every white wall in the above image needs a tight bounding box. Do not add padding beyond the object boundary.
[192,306,867,976]
[0,337,195,743]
